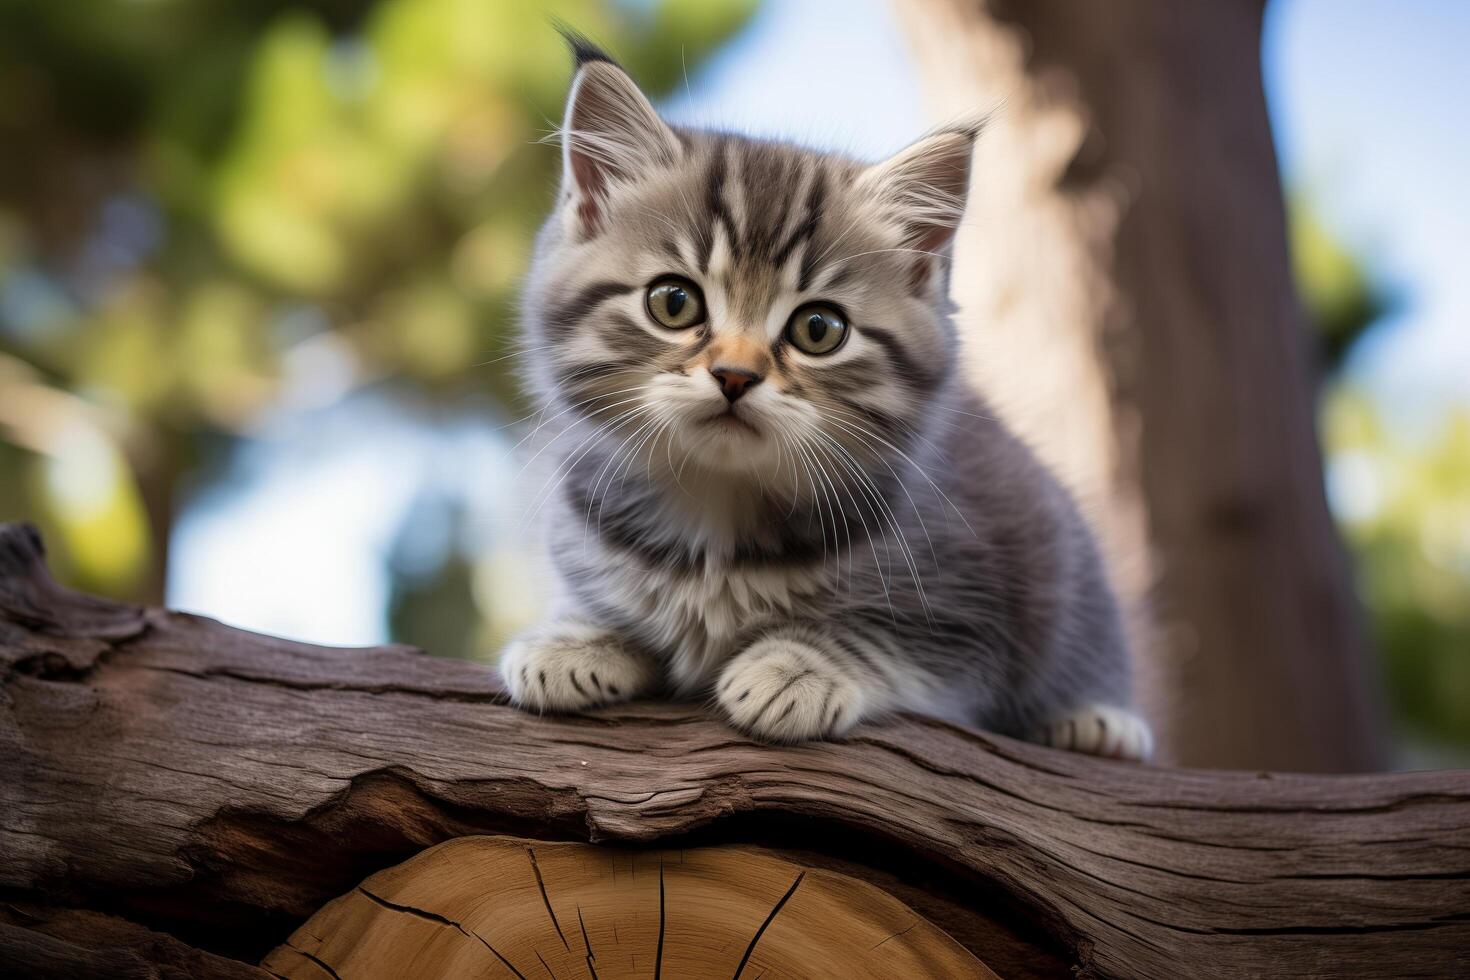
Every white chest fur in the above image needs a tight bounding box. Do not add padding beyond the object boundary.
[568,535,829,693]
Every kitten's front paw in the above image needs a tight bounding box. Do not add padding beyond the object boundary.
[1036,703,1154,762]
[499,623,656,712]
[716,637,868,743]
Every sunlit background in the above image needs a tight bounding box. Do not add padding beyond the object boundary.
[1,0,1466,765]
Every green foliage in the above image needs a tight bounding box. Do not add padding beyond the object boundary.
[1287,195,1470,757]
[1287,194,1394,374]
[0,0,755,600]
[1325,395,1470,753]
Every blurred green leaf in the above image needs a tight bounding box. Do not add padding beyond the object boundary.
[1324,393,1470,751]
[1288,194,1395,373]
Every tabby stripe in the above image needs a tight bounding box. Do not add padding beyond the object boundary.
[602,312,671,358]
[701,142,739,271]
[775,170,826,288]
[840,400,909,439]
[546,281,637,329]
[567,467,826,572]
[565,479,699,570]
[826,630,886,682]
[747,153,798,263]
[822,264,857,290]
[859,325,939,389]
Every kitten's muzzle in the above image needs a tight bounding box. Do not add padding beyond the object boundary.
[709,365,763,403]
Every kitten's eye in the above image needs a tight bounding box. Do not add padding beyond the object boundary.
[785,303,848,355]
[645,277,705,329]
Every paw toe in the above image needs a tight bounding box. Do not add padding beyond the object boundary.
[717,641,864,743]
[1037,704,1153,762]
[499,627,652,712]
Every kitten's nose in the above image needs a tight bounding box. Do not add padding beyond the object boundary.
[709,365,762,403]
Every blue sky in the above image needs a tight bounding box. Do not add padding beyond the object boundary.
[660,0,921,160]
[1266,0,1470,424]
[170,0,1469,644]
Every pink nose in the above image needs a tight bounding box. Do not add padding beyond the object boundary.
[709,366,763,402]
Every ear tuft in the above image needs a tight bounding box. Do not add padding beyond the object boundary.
[860,123,982,255]
[557,36,679,236]
[555,24,617,70]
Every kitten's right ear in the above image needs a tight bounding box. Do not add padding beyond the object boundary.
[857,122,981,291]
[858,124,979,254]
[558,35,679,235]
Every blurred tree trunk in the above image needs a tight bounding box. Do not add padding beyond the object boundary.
[891,0,1383,769]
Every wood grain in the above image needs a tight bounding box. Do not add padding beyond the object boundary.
[2,523,1467,978]
[261,836,996,979]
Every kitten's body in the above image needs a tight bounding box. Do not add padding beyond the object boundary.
[534,380,1126,736]
[501,42,1152,759]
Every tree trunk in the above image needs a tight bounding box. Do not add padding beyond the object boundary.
[890,0,1383,770]
[1,523,1465,979]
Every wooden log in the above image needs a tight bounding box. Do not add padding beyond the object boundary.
[261,836,998,978]
[1,522,1466,978]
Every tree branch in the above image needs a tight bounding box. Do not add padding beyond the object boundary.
[1,523,1465,978]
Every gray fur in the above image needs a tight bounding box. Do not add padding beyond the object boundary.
[499,45,1149,757]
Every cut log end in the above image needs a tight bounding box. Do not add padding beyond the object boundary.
[262,837,998,979]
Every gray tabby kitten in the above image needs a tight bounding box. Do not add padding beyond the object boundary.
[499,39,1153,761]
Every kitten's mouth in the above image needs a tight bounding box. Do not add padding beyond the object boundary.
[700,408,761,436]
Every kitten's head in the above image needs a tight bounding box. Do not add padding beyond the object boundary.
[522,40,975,487]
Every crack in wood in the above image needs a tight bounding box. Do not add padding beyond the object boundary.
[871,921,916,950]
[731,871,805,979]
[1210,915,1470,937]
[141,662,506,705]
[526,846,571,951]
[355,886,527,979]
[654,860,666,980]
[285,942,344,980]
[577,905,599,980]
[1128,793,1470,816]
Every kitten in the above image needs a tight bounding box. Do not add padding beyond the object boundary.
[499,38,1153,761]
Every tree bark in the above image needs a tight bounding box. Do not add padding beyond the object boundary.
[1,523,1465,979]
[890,0,1383,770]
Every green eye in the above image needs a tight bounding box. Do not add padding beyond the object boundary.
[785,303,848,355]
[645,277,705,329]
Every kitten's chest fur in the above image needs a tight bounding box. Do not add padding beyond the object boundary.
[549,463,835,691]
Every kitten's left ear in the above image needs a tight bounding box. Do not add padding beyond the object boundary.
[859,124,980,258]
[559,35,680,235]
